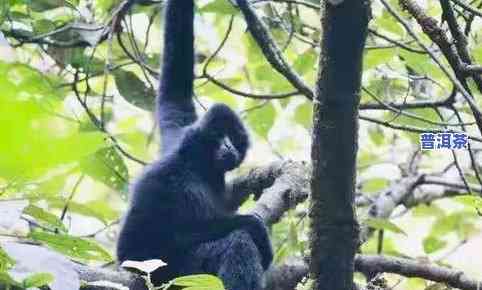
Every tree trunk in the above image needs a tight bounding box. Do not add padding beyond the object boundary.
[309,1,370,290]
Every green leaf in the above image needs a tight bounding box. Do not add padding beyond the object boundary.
[472,45,482,64]
[0,62,106,179]
[358,151,379,168]
[114,70,155,111]
[0,246,15,272]
[368,127,385,146]
[423,236,447,254]
[273,243,289,264]
[412,204,445,218]
[196,81,238,108]
[173,274,225,290]
[33,19,56,34]
[244,34,264,67]
[293,49,317,75]
[388,108,440,128]
[0,1,8,26]
[23,205,67,233]
[454,195,482,209]
[0,272,19,288]
[80,147,129,194]
[47,198,119,224]
[8,11,30,22]
[22,272,54,288]
[200,0,238,15]
[96,0,116,12]
[361,235,403,256]
[430,212,477,239]
[425,283,449,290]
[246,101,276,138]
[364,48,396,70]
[253,64,293,92]
[67,49,105,74]
[362,178,389,193]
[403,278,427,290]
[374,11,405,36]
[399,50,443,78]
[31,0,66,11]
[30,231,112,262]
[365,218,407,235]
[294,101,313,129]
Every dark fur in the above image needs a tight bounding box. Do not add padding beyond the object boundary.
[116,0,273,289]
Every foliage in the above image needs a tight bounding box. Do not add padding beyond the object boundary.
[121,259,225,290]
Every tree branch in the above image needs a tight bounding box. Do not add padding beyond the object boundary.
[265,254,482,290]
[234,0,314,99]
[74,254,482,290]
[389,0,482,135]
[355,255,482,290]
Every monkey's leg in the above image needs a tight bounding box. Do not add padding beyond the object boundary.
[192,231,264,290]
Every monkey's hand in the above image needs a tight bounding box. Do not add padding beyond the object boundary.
[245,214,273,270]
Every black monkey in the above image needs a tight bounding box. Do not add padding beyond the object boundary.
[116,0,273,289]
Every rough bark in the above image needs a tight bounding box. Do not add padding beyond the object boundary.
[309,1,370,289]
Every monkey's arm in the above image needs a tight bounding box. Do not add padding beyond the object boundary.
[172,214,273,269]
[157,0,197,155]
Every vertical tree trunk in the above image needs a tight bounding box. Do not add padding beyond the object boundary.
[309,1,370,290]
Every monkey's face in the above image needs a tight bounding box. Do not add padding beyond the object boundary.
[215,140,240,173]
